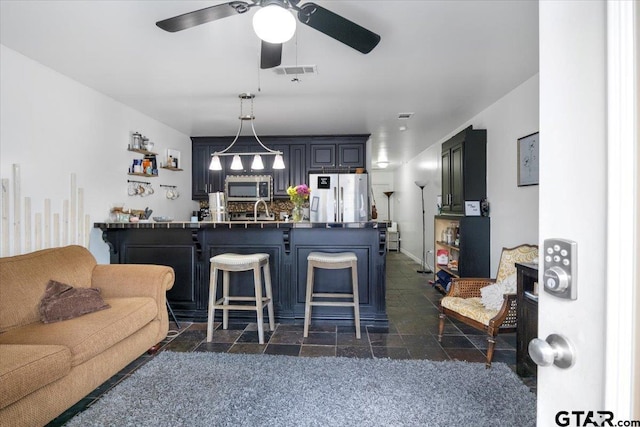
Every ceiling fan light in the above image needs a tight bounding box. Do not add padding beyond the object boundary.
[209,155,222,171]
[230,154,244,170]
[272,154,285,170]
[251,154,265,170]
[252,4,296,44]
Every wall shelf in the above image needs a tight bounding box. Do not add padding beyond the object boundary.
[128,172,158,178]
[127,147,157,156]
[161,166,183,172]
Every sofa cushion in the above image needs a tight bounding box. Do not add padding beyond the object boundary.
[0,246,97,332]
[0,344,71,410]
[39,280,110,323]
[0,297,157,366]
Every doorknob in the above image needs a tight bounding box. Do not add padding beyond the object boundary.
[528,333,575,369]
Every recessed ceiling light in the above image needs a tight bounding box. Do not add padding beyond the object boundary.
[377,161,389,168]
[399,125,408,132]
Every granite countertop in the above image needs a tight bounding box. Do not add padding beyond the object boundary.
[94,221,387,230]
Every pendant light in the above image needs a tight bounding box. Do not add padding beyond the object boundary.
[209,93,285,171]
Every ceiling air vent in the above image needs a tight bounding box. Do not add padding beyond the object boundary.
[273,65,318,75]
[398,112,414,120]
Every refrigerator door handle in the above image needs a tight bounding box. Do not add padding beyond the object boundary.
[340,186,344,222]
[333,186,338,222]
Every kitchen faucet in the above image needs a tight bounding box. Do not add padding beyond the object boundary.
[254,199,270,222]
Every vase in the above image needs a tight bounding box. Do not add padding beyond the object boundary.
[292,205,304,222]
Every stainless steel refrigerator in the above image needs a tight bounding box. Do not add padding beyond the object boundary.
[309,173,369,222]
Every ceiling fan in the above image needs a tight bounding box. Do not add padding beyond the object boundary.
[156,0,381,69]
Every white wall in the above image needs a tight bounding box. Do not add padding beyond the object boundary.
[0,45,196,262]
[385,74,539,273]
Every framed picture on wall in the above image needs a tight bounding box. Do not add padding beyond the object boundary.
[517,132,539,186]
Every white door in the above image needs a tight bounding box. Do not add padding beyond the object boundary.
[538,1,638,424]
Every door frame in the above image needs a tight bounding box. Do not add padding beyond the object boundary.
[604,0,638,417]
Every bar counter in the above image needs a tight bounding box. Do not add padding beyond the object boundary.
[95,221,388,326]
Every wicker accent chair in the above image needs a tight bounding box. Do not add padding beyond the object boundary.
[438,244,538,368]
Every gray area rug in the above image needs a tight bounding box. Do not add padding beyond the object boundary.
[66,351,536,427]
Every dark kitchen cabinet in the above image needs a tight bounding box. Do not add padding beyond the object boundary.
[271,142,308,197]
[308,136,366,170]
[193,135,367,200]
[309,143,336,169]
[441,126,486,214]
[192,142,226,199]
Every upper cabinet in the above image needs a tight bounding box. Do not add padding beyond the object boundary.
[308,136,366,170]
[192,135,367,201]
[441,126,487,214]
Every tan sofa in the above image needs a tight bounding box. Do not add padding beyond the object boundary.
[0,245,174,427]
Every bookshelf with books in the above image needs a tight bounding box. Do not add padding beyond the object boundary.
[433,215,490,292]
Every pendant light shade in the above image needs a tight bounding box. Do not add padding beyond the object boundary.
[210,93,286,172]
[251,154,265,170]
[272,154,285,170]
[209,155,222,171]
[230,155,243,170]
[252,4,296,44]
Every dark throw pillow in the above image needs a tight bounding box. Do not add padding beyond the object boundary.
[39,280,110,323]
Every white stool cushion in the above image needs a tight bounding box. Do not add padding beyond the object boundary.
[210,253,269,267]
[307,252,357,263]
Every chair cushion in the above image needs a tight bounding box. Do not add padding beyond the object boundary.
[479,274,516,310]
[0,344,71,410]
[0,297,157,366]
[441,296,499,326]
[210,253,269,266]
[308,252,357,263]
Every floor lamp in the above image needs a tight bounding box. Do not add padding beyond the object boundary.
[383,191,394,223]
[415,180,432,274]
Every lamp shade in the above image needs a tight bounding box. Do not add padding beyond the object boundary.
[230,155,243,170]
[209,155,222,171]
[272,154,285,170]
[414,180,428,188]
[251,154,265,170]
[252,4,296,43]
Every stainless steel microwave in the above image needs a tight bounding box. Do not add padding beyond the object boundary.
[225,175,272,202]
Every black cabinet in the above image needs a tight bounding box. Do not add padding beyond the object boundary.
[441,126,486,214]
[516,262,539,377]
[308,136,366,170]
[98,224,388,325]
[270,142,307,197]
[434,215,490,281]
[192,142,226,198]
[192,135,366,200]
[309,143,336,169]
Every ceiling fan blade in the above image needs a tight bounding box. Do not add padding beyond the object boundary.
[297,2,381,54]
[261,41,282,69]
[156,1,252,33]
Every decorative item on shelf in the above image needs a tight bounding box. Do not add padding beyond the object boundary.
[160,184,179,200]
[209,93,285,172]
[287,184,310,222]
[414,180,432,274]
[127,180,154,197]
[131,132,142,149]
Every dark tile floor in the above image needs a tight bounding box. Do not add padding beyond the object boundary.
[50,251,536,426]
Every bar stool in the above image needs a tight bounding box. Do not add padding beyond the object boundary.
[206,253,275,344]
[304,251,360,339]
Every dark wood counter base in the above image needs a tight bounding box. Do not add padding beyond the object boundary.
[96,222,388,326]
